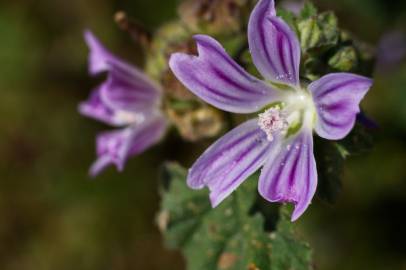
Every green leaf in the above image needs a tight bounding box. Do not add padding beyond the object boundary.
[296,6,373,79]
[298,18,322,51]
[158,163,270,269]
[318,12,339,46]
[158,163,313,270]
[299,2,318,19]
[277,8,298,35]
[270,206,313,270]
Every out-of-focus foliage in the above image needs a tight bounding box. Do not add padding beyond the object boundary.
[158,163,312,270]
[0,1,183,269]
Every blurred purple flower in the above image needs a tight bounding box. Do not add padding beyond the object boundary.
[79,31,167,176]
[169,0,372,221]
[375,30,406,74]
[279,0,304,15]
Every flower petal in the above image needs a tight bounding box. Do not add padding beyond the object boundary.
[84,30,161,113]
[309,73,373,140]
[89,115,167,176]
[99,63,161,113]
[258,129,317,221]
[188,119,276,207]
[84,30,114,75]
[78,86,118,126]
[78,85,148,127]
[248,0,301,86]
[169,35,279,114]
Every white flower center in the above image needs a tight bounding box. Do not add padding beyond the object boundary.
[115,111,145,125]
[258,89,317,141]
[258,107,289,141]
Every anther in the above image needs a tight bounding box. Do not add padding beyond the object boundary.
[258,107,289,141]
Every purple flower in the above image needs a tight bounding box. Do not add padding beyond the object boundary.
[375,30,406,74]
[79,30,167,176]
[279,0,305,15]
[169,0,372,221]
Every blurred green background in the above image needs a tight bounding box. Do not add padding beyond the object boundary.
[0,0,405,269]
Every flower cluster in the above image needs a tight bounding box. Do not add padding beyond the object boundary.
[80,0,373,220]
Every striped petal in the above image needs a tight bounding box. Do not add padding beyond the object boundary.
[90,115,167,176]
[169,35,280,114]
[99,61,161,113]
[187,119,277,207]
[84,30,161,113]
[248,0,301,86]
[259,129,317,221]
[309,73,373,140]
[78,86,118,126]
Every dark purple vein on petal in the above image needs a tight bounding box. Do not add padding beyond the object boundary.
[195,129,259,183]
[189,74,246,102]
[217,142,271,195]
[209,64,264,96]
[196,38,254,82]
[316,79,368,99]
[257,6,279,76]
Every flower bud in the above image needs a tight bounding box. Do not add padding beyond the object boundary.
[328,46,358,71]
[114,11,151,48]
[167,106,225,142]
[178,0,253,35]
[298,11,339,52]
[145,22,227,141]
